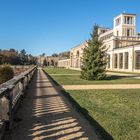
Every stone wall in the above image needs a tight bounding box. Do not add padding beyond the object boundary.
[0,66,37,140]
[58,59,70,68]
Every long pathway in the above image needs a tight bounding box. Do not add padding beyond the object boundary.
[62,84,140,90]
[5,68,99,140]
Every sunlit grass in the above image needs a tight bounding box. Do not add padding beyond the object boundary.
[44,67,80,75]
[66,89,140,140]
[44,67,140,85]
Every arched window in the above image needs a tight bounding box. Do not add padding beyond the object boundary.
[77,51,79,57]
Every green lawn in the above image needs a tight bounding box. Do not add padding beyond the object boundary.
[44,67,140,139]
[44,67,80,75]
[44,67,140,85]
[49,74,140,85]
[65,89,140,140]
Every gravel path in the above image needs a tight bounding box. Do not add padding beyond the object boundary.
[106,72,138,76]
[5,69,99,140]
[62,84,140,90]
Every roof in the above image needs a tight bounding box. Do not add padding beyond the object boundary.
[98,27,111,30]
[114,13,136,19]
[122,13,136,16]
[71,41,87,50]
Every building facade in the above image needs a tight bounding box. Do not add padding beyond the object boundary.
[37,56,45,66]
[58,59,71,68]
[58,13,140,72]
[100,13,140,72]
[46,56,59,66]
[70,42,87,68]
[37,56,59,66]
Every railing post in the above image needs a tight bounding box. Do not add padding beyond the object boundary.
[0,89,9,122]
[20,77,25,99]
[6,86,14,130]
[0,88,12,130]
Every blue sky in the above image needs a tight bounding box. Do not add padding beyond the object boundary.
[0,0,140,56]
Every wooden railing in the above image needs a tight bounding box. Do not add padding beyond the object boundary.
[0,66,37,139]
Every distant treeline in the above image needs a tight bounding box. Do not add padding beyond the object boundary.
[0,49,37,65]
[51,51,70,58]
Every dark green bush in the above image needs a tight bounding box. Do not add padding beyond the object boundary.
[0,64,14,84]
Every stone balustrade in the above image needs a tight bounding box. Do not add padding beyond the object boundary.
[0,65,33,69]
[114,36,140,41]
[0,66,37,139]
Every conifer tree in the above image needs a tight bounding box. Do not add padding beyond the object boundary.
[81,25,106,80]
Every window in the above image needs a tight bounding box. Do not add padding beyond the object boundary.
[127,17,130,24]
[135,51,140,69]
[119,53,123,69]
[108,54,110,69]
[117,31,119,36]
[127,29,130,37]
[131,17,133,24]
[114,54,118,68]
[133,29,135,36]
[115,40,119,48]
[124,52,129,69]
[124,16,126,24]
[77,51,79,57]
[122,28,124,36]
[115,17,121,26]
[124,16,133,24]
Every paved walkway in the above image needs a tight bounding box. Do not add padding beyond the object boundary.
[5,69,99,140]
[62,84,140,90]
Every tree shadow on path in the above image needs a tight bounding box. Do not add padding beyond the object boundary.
[5,69,101,140]
[45,71,114,140]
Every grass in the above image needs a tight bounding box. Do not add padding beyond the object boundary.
[44,68,140,139]
[44,67,80,75]
[43,67,140,85]
[65,89,140,140]
[49,75,140,85]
